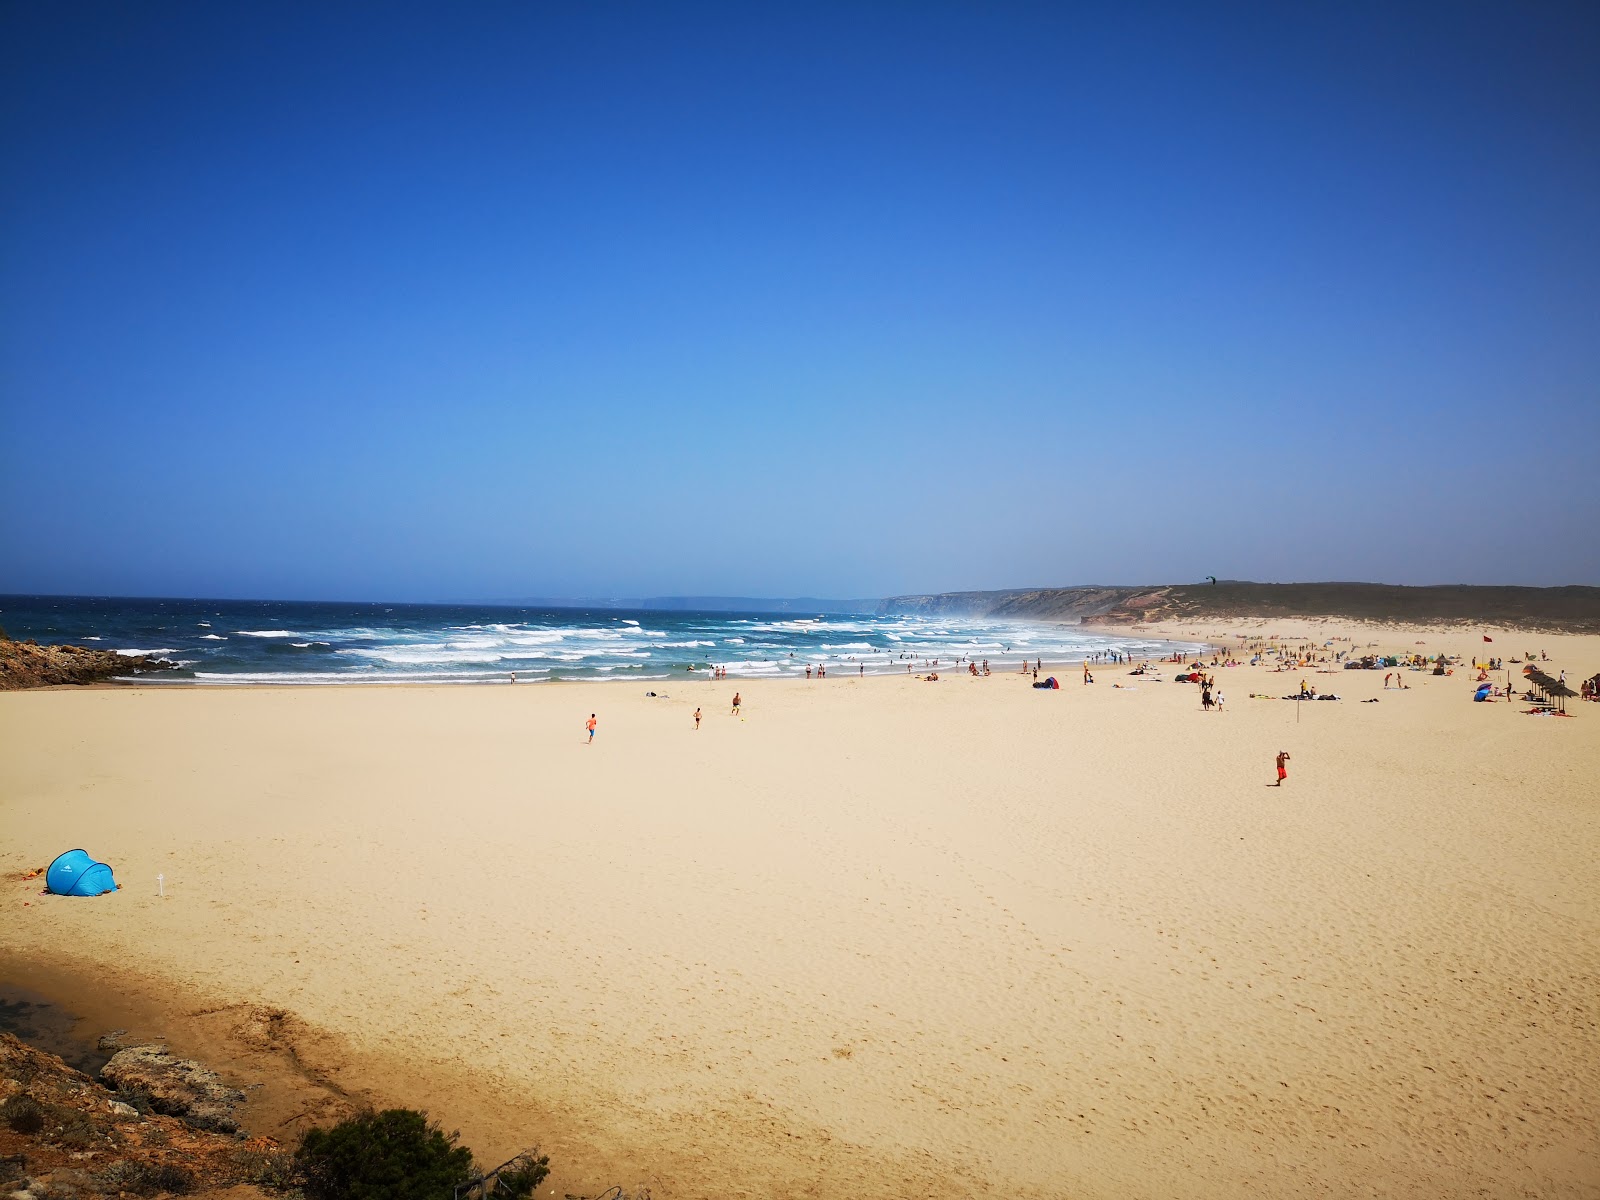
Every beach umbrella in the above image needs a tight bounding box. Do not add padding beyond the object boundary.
[1547,680,1577,714]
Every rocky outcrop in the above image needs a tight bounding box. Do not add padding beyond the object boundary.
[0,637,177,690]
[0,1033,281,1199]
[100,1043,247,1134]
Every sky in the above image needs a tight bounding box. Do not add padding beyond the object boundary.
[3,2,1597,601]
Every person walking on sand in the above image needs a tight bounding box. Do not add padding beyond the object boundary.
[1275,750,1290,786]
[731,692,741,717]
[693,707,701,730]
[585,713,597,744]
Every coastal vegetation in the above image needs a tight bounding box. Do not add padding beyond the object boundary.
[879,580,1600,631]
[0,1032,551,1199]
[297,1108,548,1200]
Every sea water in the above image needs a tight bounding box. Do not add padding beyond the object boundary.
[0,596,1200,685]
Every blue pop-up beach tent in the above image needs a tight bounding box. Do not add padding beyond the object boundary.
[45,849,118,896]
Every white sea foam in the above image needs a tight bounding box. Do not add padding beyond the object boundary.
[86,607,1203,687]
[115,648,178,657]
[340,646,520,665]
[721,661,785,677]
[197,622,211,627]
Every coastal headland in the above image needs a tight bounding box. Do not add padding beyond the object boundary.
[880,580,1600,632]
[2,613,1597,1198]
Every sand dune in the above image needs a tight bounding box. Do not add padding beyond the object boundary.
[2,620,1596,1198]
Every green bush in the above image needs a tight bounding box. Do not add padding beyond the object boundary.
[494,1150,551,1197]
[232,1145,300,1187]
[297,1109,474,1200]
[50,1104,99,1149]
[1,1092,45,1134]
[96,1160,196,1195]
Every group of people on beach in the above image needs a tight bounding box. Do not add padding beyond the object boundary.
[585,644,1310,794]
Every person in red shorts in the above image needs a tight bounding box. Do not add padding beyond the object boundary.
[1275,750,1290,786]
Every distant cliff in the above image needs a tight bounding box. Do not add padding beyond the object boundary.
[879,582,1600,633]
[877,587,1135,621]
[0,636,177,689]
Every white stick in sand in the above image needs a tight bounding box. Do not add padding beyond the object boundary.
[157,873,165,899]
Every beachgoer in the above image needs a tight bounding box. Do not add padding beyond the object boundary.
[1216,691,1225,712]
[806,666,812,679]
[510,672,516,684]
[731,692,741,716]
[693,707,701,730]
[1275,750,1290,786]
[586,714,597,744]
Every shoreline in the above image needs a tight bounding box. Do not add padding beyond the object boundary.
[5,617,1596,1197]
[1,601,1210,692]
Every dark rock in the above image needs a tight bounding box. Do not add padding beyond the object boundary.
[0,637,178,690]
[100,1045,245,1134]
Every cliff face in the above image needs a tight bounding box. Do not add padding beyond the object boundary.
[0,637,177,690]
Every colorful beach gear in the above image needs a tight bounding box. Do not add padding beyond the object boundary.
[45,848,119,896]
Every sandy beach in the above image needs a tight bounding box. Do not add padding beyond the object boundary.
[3,619,1597,1199]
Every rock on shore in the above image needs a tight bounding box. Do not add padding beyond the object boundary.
[0,637,177,690]
[100,1042,247,1134]
[0,1033,279,1199]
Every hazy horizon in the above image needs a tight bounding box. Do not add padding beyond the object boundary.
[4,4,1597,598]
[5,576,1598,613]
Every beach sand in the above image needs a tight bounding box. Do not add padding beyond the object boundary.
[3,620,1597,1198]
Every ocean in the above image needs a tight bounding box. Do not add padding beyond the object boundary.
[0,596,1200,685]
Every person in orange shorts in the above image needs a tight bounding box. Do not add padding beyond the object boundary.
[1275,750,1290,786]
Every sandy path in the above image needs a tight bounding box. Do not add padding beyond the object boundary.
[3,622,1597,1198]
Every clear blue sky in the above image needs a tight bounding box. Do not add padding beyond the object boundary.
[3,2,1596,601]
